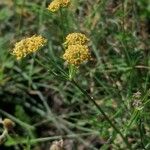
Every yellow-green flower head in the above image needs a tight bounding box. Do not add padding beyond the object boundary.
[48,0,70,12]
[47,0,61,12]
[12,35,47,60]
[64,33,89,46]
[63,44,91,66]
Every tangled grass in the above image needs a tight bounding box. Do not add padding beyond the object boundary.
[0,0,150,149]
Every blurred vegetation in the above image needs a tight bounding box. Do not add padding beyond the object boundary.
[0,0,150,149]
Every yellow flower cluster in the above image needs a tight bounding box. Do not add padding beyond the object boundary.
[63,44,91,66]
[12,35,47,60]
[63,33,91,66]
[64,33,89,46]
[48,0,70,12]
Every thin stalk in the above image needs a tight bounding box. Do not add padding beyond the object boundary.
[5,133,94,146]
[71,80,132,150]
[0,109,34,130]
[17,0,26,34]
[28,53,36,88]
[138,119,146,150]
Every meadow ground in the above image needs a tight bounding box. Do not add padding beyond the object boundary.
[0,0,150,149]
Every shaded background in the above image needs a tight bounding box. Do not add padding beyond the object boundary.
[0,0,150,149]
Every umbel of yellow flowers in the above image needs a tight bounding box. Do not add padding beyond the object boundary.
[12,35,47,60]
[64,33,89,46]
[63,44,91,66]
[63,33,91,66]
[48,0,70,12]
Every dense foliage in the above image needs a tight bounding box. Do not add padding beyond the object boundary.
[0,0,150,149]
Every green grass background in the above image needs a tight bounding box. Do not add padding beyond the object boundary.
[0,0,150,149]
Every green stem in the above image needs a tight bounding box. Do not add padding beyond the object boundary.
[0,109,34,130]
[71,80,132,150]
[6,133,93,146]
[69,65,76,80]
[138,119,146,150]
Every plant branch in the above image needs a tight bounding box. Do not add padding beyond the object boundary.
[71,79,132,150]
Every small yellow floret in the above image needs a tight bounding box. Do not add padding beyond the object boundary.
[47,0,70,12]
[63,44,91,66]
[64,33,89,46]
[12,35,47,60]
[47,0,61,12]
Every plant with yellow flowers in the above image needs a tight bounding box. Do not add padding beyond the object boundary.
[11,31,132,149]
[9,1,133,149]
